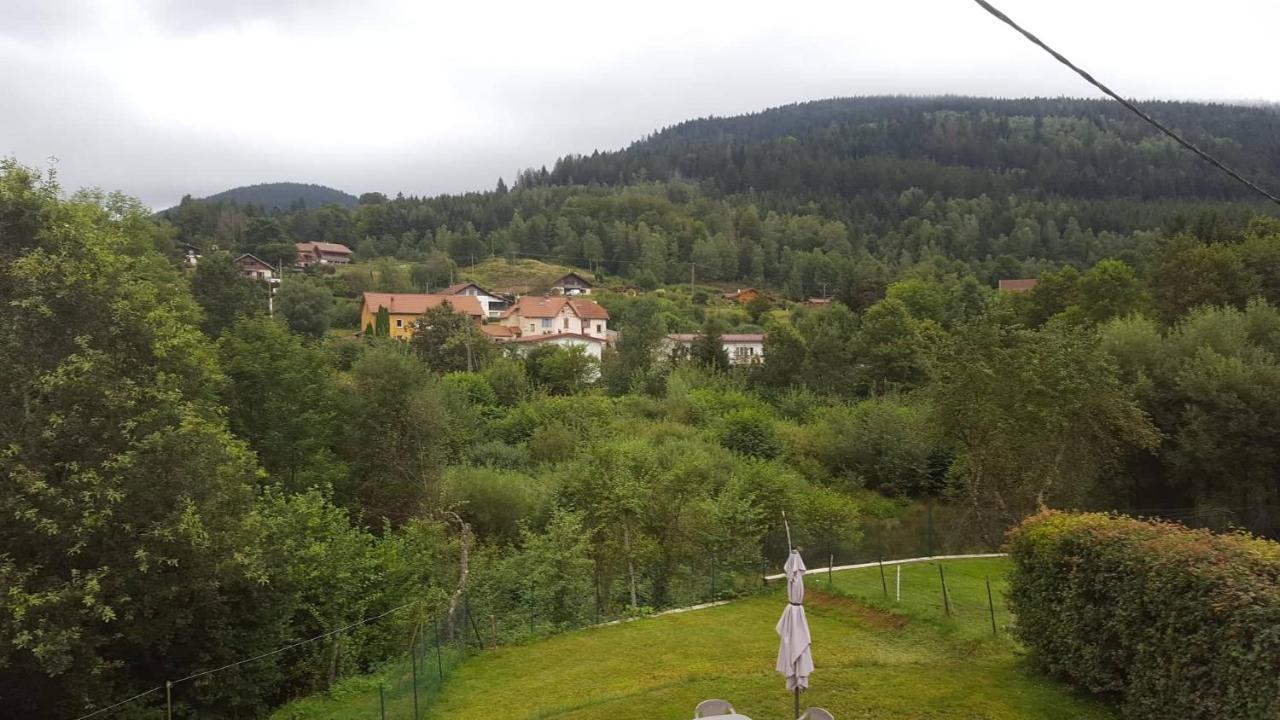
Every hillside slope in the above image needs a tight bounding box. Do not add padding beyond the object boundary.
[543,96,1280,202]
[192,181,358,211]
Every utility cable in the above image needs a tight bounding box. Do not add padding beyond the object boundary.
[970,0,1280,206]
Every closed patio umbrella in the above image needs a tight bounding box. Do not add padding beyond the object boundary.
[776,549,814,719]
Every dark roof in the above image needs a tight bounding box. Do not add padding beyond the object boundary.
[551,272,593,287]
[441,282,494,296]
[235,253,274,270]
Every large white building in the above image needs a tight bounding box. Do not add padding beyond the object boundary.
[664,333,765,364]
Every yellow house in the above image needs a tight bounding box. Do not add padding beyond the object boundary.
[359,292,487,339]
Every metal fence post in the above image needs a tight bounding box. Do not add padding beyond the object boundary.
[986,576,998,636]
[411,634,420,720]
[165,680,172,720]
[938,564,951,617]
[379,684,386,720]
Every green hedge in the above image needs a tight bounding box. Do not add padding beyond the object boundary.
[1006,511,1280,720]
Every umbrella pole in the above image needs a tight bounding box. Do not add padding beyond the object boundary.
[793,658,801,719]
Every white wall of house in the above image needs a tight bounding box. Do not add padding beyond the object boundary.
[516,335,604,360]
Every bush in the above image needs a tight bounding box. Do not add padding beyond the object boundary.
[1006,511,1280,720]
[718,408,782,459]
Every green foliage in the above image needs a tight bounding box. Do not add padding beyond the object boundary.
[374,305,391,337]
[1007,511,1280,720]
[219,316,346,492]
[523,344,597,395]
[277,277,334,338]
[191,250,264,336]
[805,398,939,496]
[927,323,1159,537]
[690,317,730,372]
[337,345,448,524]
[410,301,495,373]
[0,163,261,716]
[443,467,551,543]
[718,408,782,459]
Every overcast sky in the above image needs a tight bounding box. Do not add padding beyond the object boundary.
[3,0,1277,209]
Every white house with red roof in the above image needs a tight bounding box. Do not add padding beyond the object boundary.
[664,333,765,364]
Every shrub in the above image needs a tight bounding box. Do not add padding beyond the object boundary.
[1006,511,1280,720]
[718,408,782,459]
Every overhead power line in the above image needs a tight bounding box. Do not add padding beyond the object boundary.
[969,0,1280,207]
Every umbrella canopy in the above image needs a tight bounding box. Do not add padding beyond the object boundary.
[775,550,814,692]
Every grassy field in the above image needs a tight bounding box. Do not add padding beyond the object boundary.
[460,258,583,295]
[273,557,1112,720]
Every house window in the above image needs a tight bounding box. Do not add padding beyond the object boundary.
[395,319,403,328]
[563,317,570,329]
[529,323,535,333]
[596,323,602,333]
[541,318,552,329]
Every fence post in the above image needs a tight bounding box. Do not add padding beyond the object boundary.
[434,617,444,682]
[165,680,172,720]
[411,635,420,720]
[895,565,901,602]
[986,576,998,637]
[828,554,834,587]
[711,555,717,598]
[489,614,498,649]
[938,564,951,617]
[878,557,887,597]
[761,558,768,587]
[379,684,386,720]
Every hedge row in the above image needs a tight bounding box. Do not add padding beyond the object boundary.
[1006,511,1280,720]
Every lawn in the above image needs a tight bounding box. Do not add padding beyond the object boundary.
[273,558,1111,720]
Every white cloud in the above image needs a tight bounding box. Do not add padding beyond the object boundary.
[2,0,1277,208]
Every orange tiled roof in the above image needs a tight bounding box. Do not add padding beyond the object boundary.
[361,293,485,317]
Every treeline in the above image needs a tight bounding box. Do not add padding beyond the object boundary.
[159,97,1278,296]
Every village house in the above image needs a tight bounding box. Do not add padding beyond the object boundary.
[998,278,1039,293]
[804,297,833,308]
[550,272,593,295]
[507,332,607,360]
[441,281,510,318]
[295,242,354,268]
[359,292,486,339]
[499,296,609,340]
[235,253,277,281]
[664,333,766,365]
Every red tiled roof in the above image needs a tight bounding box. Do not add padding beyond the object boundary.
[509,332,605,345]
[361,293,485,317]
[480,324,519,339]
[998,279,1039,293]
[502,296,609,320]
[296,242,352,255]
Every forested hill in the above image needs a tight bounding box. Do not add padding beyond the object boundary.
[181,181,359,212]
[540,96,1280,202]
